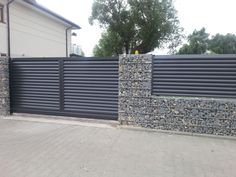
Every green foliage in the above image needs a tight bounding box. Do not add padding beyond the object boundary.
[178,28,209,54]
[81,50,85,56]
[178,28,236,54]
[90,0,183,56]
[209,34,236,54]
[93,30,123,57]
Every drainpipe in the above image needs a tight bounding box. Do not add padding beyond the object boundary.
[7,0,15,58]
[65,26,73,57]
[6,0,15,115]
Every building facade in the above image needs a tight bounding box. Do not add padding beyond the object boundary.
[0,0,80,58]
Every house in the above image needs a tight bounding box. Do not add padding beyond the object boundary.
[0,0,80,58]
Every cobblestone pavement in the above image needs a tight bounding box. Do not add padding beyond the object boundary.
[0,118,236,177]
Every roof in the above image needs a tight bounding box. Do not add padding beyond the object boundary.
[22,0,81,29]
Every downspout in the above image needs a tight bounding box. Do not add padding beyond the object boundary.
[7,0,15,57]
[65,26,73,57]
[6,0,15,115]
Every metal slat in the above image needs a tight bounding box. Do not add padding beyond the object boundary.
[64,84,118,88]
[153,78,236,83]
[64,99,118,105]
[12,97,59,103]
[64,74,118,78]
[152,55,236,98]
[64,70,119,74]
[153,89,236,95]
[12,80,59,84]
[64,80,118,84]
[153,75,236,79]
[11,85,59,89]
[64,87,118,91]
[153,67,236,71]
[64,96,118,102]
[13,90,59,95]
[13,105,59,110]
[155,71,236,75]
[64,107,117,114]
[65,89,118,95]
[64,77,117,81]
[11,76,59,80]
[64,65,118,68]
[11,73,59,77]
[155,93,236,98]
[154,63,236,67]
[12,102,60,108]
[63,68,118,71]
[12,93,59,99]
[153,85,236,91]
[153,82,236,87]
[65,102,118,109]
[64,91,118,96]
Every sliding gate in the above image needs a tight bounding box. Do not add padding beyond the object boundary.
[10,57,119,120]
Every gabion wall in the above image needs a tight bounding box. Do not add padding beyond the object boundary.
[119,54,236,136]
[0,57,10,116]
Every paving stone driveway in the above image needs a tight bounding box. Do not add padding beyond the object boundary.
[0,118,236,177]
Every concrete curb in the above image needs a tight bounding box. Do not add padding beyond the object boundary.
[4,113,236,140]
[119,125,236,141]
[4,113,118,129]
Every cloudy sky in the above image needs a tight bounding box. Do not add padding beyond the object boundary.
[37,0,236,56]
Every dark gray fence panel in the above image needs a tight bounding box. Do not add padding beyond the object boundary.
[63,57,119,119]
[10,59,60,111]
[10,57,119,120]
[152,55,236,98]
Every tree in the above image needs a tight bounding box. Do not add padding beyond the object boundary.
[178,28,236,54]
[81,50,85,57]
[90,0,183,56]
[93,29,123,57]
[178,28,209,54]
[209,33,236,54]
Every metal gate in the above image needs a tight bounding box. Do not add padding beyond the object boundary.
[10,57,119,120]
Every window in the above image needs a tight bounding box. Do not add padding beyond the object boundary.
[0,4,4,23]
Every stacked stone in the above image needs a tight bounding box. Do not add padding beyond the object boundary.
[119,54,153,125]
[119,54,236,136]
[0,57,10,116]
[150,97,236,136]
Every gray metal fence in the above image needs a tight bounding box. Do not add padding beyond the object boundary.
[10,57,119,120]
[152,55,236,98]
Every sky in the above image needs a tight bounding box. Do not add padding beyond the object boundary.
[37,0,236,56]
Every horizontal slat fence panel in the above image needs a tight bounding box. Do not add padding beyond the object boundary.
[152,55,236,98]
[10,57,119,120]
[63,58,119,119]
[11,59,60,111]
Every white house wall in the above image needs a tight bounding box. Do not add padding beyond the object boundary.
[0,0,7,56]
[0,0,72,57]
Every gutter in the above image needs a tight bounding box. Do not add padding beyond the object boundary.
[7,0,15,58]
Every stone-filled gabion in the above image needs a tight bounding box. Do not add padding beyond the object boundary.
[0,57,10,116]
[119,54,236,136]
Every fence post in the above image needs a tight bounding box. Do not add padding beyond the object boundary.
[0,57,10,116]
[59,59,64,112]
[119,54,153,125]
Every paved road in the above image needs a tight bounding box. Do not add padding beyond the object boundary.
[0,117,236,177]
